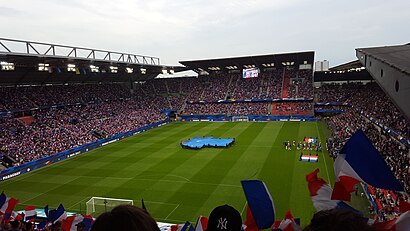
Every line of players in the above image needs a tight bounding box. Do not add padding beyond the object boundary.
[283,137,323,152]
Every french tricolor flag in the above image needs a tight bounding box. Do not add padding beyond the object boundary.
[306,168,360,212]
[332,130,403,201]
[243,206,258,231]
[62,214,93,231]
[241,180,276,229]
[47,204,67,224]
[24,206,37,221]
[0,192,19,222]
[272,210,302,231]
[194,216,208,231]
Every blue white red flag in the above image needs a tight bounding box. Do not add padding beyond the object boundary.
[48,204,67,223]
[62,214,93,231]
[194,216,208,231]
[0,193,19,222]
[241,180,276,229]
[332,130,403,201]
[272,210,302,231]
[24,206,37,221]
[306,168,360,213]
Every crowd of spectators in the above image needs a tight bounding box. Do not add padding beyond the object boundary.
[0,85,168,167]
[183,103,269,116]
[272,102,313,115]
[287,70,314,99]
[316,82,409,139]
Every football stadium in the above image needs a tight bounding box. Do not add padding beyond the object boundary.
[1,2,410,231]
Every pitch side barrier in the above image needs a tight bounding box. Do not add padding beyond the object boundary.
[180,115,319,122]
[187,98,313,104]
[0,119,170,181]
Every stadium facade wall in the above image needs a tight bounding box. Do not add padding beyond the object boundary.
[0,119,170,181]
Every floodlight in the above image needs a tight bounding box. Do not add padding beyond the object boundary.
[109,66,118,73]
[38,63,50,72]
[90,65,99,73]
[126,67,133,73]
[67,64,76,72]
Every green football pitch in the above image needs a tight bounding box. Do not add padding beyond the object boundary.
[0,121,370,225]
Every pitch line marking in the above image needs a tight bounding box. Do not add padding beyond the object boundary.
[316,122,331,183]
[145,200,179,206]
[19,175,83,205]
[167,174,192,182]
[66,197,91,210]
[79,176,241,188]
[165,204,180,220]
[240,202,247,215]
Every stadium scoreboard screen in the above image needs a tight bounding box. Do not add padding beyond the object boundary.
[242,68,259,78]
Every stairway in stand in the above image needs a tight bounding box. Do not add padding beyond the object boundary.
[281,70,290,98]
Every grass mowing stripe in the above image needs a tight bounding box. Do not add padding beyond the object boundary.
[0,121,373,224]
[100,122,240,219]
[163,123,267,222]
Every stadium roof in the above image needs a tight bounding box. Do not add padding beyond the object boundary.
[356,44,410,120]
[179,51,314,73]
[356,44,410,75]
[0,38,183,85]
[329,60,363,71]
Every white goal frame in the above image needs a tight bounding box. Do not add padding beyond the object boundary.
[86,197,134,215]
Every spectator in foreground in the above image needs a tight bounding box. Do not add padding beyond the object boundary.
[206,204,242,231]
[303,209,375,231]
[90,205,160,231]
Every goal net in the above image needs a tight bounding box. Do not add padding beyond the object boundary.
[231,116,249,122]
[86,197,133,215]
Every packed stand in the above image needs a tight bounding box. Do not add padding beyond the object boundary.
[183,103,269,116]
[287,70,314,99]
[0,84,169,167]
[316,83,409,139]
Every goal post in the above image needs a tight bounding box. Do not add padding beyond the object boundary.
[231,116,249,122]
[86,197,133,215]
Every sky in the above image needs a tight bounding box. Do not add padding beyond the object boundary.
[1,0,410,67]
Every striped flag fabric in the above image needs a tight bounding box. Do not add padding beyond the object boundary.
[194,216,208,231]
[62,214,93,231]
[24,206,37,221]
[272,210,302,231]
[48,204,67,224]
[241,180,276,229]
[0,193,19,222]
[306,168,360,213]
[332,130,403,201]
[243,206,258,231]
[171,221,192,231]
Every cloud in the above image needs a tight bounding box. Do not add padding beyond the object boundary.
[1,0,410,66]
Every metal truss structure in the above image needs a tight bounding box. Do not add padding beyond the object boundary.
[0,38,160,66]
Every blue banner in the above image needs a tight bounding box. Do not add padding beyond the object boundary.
[180,115,319,122]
